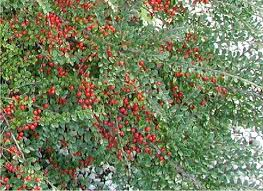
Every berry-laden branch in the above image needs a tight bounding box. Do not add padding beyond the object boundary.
[191,64,263,91]
[1,112,25,160]
[115,116,132,185]
[149,143,203,189]
[168,59,263,92]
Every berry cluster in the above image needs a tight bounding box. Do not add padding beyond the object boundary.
[76,80,98,109]
[146,0,186,17]
[46,13,62,29]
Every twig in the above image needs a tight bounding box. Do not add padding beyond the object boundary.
[191,65,263,90]
[9,81,41,92]
[0,146,11,152]
[45,179,57,190]
[167,59,263,91]
[1,113,25,160]
[10,133,25,160]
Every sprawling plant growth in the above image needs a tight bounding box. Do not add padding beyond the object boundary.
[0,0,262,190]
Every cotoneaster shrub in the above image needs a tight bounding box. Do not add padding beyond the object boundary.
[0,0,262,190]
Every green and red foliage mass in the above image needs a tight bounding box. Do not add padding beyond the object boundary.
[0,0,263,190]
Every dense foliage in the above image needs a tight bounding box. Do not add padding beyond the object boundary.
[0,0,262,190]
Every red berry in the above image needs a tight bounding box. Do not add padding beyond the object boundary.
[48,86,56,95]
[25,176,31,181]
[200,100,207,106]
[5,132,11,137]
[138,60,144,67]
[5,184,10,190]
[119,107,127,115]
[3,177,9,183]
[43,103,49,109]
[131,128,136,133]
[30,124,36,130]
[33,186,41,191]
[76,91,82,97]
[145,126,151,132]
[20,105,26,111]
[37,109,41,114]
[69,85,74,91]
[119,131,124,137]
[175,72,183,78]
[160,147,166,152]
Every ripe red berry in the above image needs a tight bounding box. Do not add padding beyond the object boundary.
[76,91,82,97]
[43,103,49,109]
[131,128,136,133]
[160,147,166,152]
[48,87,56,95]
[33,186,41,191]
[20,105,26,111]
[145,126,151,132]
[5,184,11,189]
[24,125,29,130]
[5,132,11,137]
[138,60,144,67]
[145,147,151,154]
[119,131,124,137]
[200,100,207,106]
[175,72,183,78]
[24,96,29,101]
[119,107,127,115]
[3,177,9,183]
[24,176,31,181]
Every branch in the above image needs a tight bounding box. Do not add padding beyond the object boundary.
[11,133,25,160]
[172,163,203,189]
[9,81,41,92]
[167,59,262,91]
[45,179,57,190]
[149,143,203,189]
[1,112,25,160]
[115,116,132,185]
[191,65,263,91]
